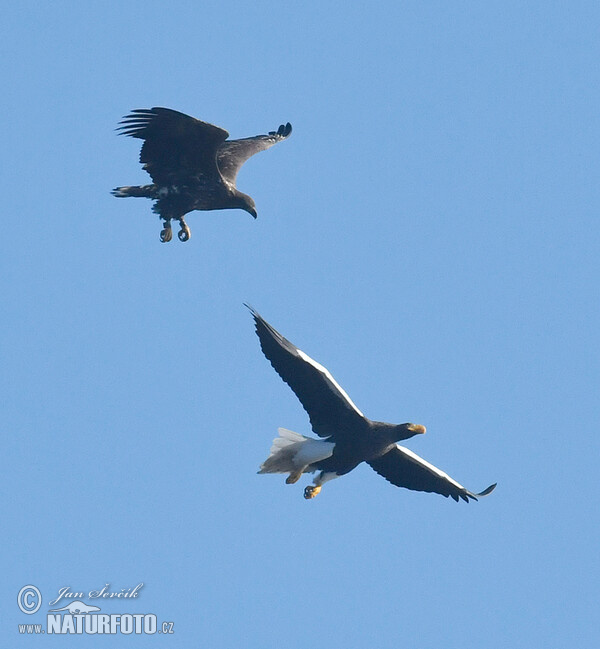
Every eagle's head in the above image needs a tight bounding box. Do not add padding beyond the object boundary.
[395,423,427,441]
[245,203,258,219]
[236,193,257,219]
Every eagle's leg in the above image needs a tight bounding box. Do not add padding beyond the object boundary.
[177,218,191,242]
[160,219,172,243]
[303,471,338,499]
[286,469,304,484]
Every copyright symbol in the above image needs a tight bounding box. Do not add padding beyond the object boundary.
[18,585,42,614]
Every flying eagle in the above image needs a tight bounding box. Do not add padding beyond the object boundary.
[112,107,292,242]
[248,306,496,502]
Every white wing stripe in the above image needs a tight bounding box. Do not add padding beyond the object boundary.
[296,348,364,416]
[395,445,466,491]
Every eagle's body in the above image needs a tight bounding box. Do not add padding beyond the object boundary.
[248,306,496,502]
[113,107,292,242]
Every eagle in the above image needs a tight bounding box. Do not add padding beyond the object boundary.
[112,107,292,242]
[248,306,497,502]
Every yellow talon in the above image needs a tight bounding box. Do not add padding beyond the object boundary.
[304,485,322,499]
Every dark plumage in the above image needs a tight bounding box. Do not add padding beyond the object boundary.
[112,107,292,242]
[248,306,496,502]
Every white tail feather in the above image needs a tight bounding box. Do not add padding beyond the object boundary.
[259,428,335,474]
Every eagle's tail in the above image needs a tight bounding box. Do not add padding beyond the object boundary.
[111,184,156,198]
[258,428,335,475]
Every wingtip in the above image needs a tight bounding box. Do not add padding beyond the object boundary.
[115,108,158,135]
[477,482,497,497]
[270,122,292,138]
[458,482,496,502]
[244,303,261,321]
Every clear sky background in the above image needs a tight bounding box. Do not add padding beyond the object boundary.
[3,2,599,647]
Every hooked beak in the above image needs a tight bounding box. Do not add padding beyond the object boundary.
[408,423,426,435]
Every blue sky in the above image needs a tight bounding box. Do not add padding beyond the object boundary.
[3,2,599,647]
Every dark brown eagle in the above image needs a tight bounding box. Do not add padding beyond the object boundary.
[248,306,497,502]
[112,107,292,242]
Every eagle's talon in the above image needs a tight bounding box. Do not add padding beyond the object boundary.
[304,485,321,499]
[178,223,191,242]
[159,226,172,243]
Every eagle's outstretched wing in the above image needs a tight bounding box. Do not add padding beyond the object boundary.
[248,305,366,440]
[217,123,292,185]
[117,107,229,184]
[368,444,497,502]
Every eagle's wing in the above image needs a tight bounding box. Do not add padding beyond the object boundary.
[368,444,497,502]
[217,123,292,185]
[248,305,365,440]
[117,107,229,184]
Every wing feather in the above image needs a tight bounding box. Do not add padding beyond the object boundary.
[117,107,229,184]
[368,444,497,502]
[218,123,292,185]
[247,305,365,439]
